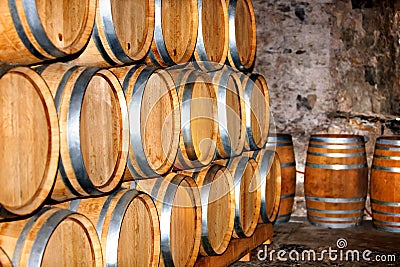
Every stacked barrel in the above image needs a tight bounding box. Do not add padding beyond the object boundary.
[0,0,282,266]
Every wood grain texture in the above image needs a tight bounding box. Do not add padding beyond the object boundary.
[0,207,103,266]
[72,0,154,66]
[39,63,129,201]
[0,247,11,267]
[370,136,400,232]
[0,0,96,64]
[0,67,59,218]
[56,189,160,266]
[305,134,368,228]
[110,65,180,179]
[133,173,202,267]
[195,223,273,267]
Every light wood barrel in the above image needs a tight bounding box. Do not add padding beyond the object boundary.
[211,67,246,158]
[180,164,235,256]
[251,149,282,223]
[0,247,11,267]
[133,173,201,267]
[194,0,228,68]
[57,188,160,266]
[38,63,129,201]
[0,0,96,64]
[241,72,270,151]
[0,207,103,266]
[110,65,180,179]
[266,134,296,223]
[305,134,368,228]
[371,136,400,232]
[145,0,198,67]
[226,0,256,71]
[216,155,261,238]
[72,0,154,66]
[0,67,59,219]
[169,68,218,170]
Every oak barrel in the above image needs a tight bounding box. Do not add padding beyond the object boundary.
[226,0,256,71]
[251,149,282,223]
[146,0,198,67]
[133,173,201,267]
[305,134,368,228]
[194,0,229,68]
[39,63,129,201]
[210,67,246,158]
[0,67,59,219]
[57,188,160,266]
[0,207,103,266]
[0,0,96,64]
[265,134,296,223]
[110,65,180,179]
[241,72,270,151]
[169,67,218,170]
[0,247,11,267]
[216,155,261,238]
[180,164,235,256]
[371,136,400,232]
[72,0,154,66]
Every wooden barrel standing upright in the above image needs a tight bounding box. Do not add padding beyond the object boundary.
[0,247,11,267]
[72,0,154,66]
[57,189,160,266]
[194,0,228,69]
[146,0,198,67]
[211,67,246,158]
[371,136,400,232]
[226,0,256,72]
[216,155,261,238]
[0,0,96,64]
[0,67,59,219]
[180,164,235,256]
[133,173,201,267]
[169,68,219,170]
[251,149,282,223]
[265,134,296,223]
[0,207,103,266]
[39,63,129,201]
[241,72,270,151]
[305,134,368,228]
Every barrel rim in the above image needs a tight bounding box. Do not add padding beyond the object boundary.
[310,134,365,143]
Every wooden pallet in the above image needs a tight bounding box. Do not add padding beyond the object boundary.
[195,223,273,267]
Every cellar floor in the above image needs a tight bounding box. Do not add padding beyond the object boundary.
[231,217,400,266]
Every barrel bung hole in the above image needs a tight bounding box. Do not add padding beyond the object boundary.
[58,33,63,42]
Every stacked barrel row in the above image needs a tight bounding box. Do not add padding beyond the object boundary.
[0,0,289,266]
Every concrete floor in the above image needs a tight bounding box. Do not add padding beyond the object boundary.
[232,217,400,266]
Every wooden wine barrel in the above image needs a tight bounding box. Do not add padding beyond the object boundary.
[0,0,96,64]
[305,134,368,228]
[241,72,270,151]
[210,67,246,159]
[57,188,160,266]
[216,155,261,238]
[0,67,59,219]
[132,173,201,267]
[226,0,256,71]
[193,0,228,68]
[145,0,198,67]
[169,68,218,170]
[0,247,11,267]
[251,149,282,223]
[38,63,129,201]
[265,134,296,223]
[371,136,400,232]
[180,164,235,256]
[0,207,103,266]
[72,0,154,66]
[110,65,180,179]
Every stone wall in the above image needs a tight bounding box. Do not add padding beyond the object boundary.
[253,0,400,216]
